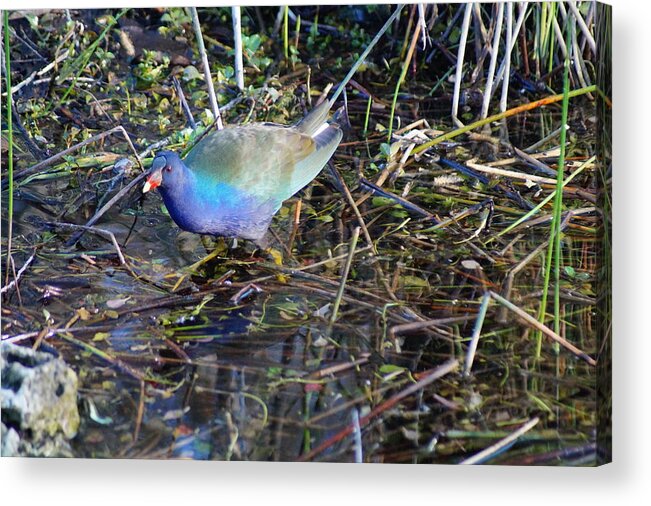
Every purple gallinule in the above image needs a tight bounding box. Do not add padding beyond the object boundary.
[142,100,341,242]
[142,6,403,243]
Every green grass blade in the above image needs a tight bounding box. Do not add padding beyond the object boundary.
[535,21,572,359]
[3,11,14,285]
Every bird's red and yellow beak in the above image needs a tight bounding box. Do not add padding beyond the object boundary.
[142,169,163,193]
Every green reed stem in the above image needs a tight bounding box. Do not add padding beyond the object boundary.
[294,15,301,54]
[363,95,372,137]
[387,22,420,143]
[535,25,572,359]
[4,11,14,286]
[283,6,289,60]
[330,4,403,105]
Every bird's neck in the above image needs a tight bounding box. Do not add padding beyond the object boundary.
[158,163,200,228]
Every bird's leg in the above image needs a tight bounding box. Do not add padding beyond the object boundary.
[254,230,288,267]
[253,233,270,251]
[171,238,226,291]
[200,234,218,253]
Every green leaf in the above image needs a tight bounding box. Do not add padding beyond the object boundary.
[564,266,576,278]
[183,65,203,81]
[23,12,39,30]
[401,275,429,288]
[371,196,394,207]
[378,364,405,374]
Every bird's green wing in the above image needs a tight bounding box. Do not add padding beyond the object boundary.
[184,122,341,205]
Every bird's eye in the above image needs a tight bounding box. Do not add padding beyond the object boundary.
[165,166,172,173]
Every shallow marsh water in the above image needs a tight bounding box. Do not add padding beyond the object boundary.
[1,6,606,464]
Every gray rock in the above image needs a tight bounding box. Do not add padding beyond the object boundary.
[1,342,80,457]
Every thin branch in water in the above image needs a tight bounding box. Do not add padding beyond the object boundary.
[471,2,488,78]
[389,316,476,340]
[286,198,302,253]
[465,161,558,184]
[298,359,459,462]
[459,417,540,464]
[480,2,504,119]
[308,356,370,380]
[451,3,472,127]
[46,222,129,267]
[489,291,597,366]
[511,145,558,177]
[496,238,550,324]
[232,6,244,91]
[328,163,375,252]
[437,157,533,210]
[134,380,145,442]
[6,49,70,95]
[189,7,223,129]
[8,125,143,188]
[360,178,439,222]
[463,292,491,376]
[551,9,569,60]
[1,251,36,295]
[567,0,596,54]
[387,17,421,142]
[497,157,593,236]
[172,76,196,129]
[351,408,363,463]
[3,324,117,344]
[255,245,374,284]
[56,331,148,382]
[490,1,528,104]
[64,169,149,247]
[417,3,429,49]
[329,226,361,328]
[418,198,492,233]
[522,131,564,153]
[499,2,514,113]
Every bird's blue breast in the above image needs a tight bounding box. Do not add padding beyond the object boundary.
[160,181,276,240]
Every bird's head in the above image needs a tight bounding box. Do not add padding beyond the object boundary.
[143,151,185,193]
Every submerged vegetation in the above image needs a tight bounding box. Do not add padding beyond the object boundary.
[1,3,610,464]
